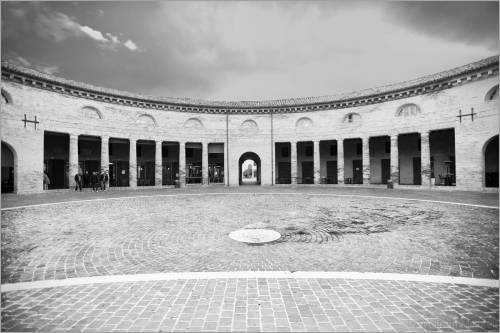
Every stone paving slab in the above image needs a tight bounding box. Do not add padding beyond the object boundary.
[2,194,498,283]
[2,278,498,332]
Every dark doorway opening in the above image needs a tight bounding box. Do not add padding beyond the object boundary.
[275,142,291,184]
[326,161,338,184]
[239,152,261,185]
[381,159,390,184]
[163,142,179,185]
[78,135,101,188]
[186,143,202,184]
[109,138,129,187]
[343,138,362,184]
[297,141,313,184]
[485,135,499,188]
[45,131,69,189]
[398,133,421,185]
[301,161,314,184]
[430,129,455,186]
[208,143,224,184]
[352,159,363,184]
[137,140,155,186]
[320,140,337,184]
[1,142,15,193]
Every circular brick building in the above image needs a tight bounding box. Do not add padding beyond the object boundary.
[1,56,498,193]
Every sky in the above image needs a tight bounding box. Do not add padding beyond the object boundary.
[1,1,498,101]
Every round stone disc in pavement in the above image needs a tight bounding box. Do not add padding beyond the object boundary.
[229,229,281,244]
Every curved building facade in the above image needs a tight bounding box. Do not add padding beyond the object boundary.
[1,56,498,193]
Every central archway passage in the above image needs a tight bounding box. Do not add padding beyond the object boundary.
[239,152,261,185]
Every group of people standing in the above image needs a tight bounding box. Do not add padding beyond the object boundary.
[74,169,109,192]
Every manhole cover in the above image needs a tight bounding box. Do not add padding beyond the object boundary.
[229,229,281,244]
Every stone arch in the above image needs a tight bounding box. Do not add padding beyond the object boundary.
[295,117,313,129]
[81,106,103,120]
[238,152,261,185]
[241,119,258,129]
[485,85,499,101]
[483,135,498,188]
[1,88,12,104]
[184,117,204,129]
[396,103,421,117]
[137,114,157,127]
[343,112,361,123]
[1,141,17,193]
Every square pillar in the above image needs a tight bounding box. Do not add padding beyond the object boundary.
[390,135,399,185]
[129,137,137,188]
[69,134,79,188]
[155,140,162,186]
[362,137,370,184]
[224,143,229,186]
[337,139,344,184]
[179,142,186,187]
[421,131,431,187]
[313,140,320,184]
[290,141,297,185]
[101,135,109,173]
[202,142,209,185]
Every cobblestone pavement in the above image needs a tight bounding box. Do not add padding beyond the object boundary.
[2,278,498,332]
[2,193,498,283]
[2,186,498,209]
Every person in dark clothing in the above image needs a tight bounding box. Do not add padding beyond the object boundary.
[91,171,99,192]
[99,169,109,191]
[74,173,83,191]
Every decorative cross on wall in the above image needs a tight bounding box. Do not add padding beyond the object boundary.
[456,108,476,123]
[22,114,39,129]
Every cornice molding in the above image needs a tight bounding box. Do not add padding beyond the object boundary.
[1,56,498,114]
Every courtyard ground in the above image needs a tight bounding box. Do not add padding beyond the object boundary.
[1,186,498,332]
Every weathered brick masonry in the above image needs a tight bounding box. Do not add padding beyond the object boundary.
[1,56,498,193]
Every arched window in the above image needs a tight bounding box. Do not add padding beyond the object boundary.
[343,113,361,123]
[485,85,499,101]
[396,103,420,117]
[137,114,157,127]
[296,117,313,129]
[184,118,203,129]
[81,106,102,120]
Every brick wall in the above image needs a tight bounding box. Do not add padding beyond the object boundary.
[1,72,498,193]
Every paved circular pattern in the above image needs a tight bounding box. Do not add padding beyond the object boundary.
[1,193,498,283]
[229,229,281,244]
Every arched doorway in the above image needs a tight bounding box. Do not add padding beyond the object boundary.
[484,135,499,188]
[1,142,15,193]
[239,152,261,185]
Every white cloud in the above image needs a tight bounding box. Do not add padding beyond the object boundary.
[106,33,120,44]
[16,56,31,66]
[36,65,59,75]
[124,39,138,51]
[81,25,108,42]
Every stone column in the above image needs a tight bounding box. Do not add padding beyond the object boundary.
[313,140,321,184]
[362,137,370,184]
[179,142,186,187]
[129,138,137,188]
[69,134,79,188]
[390,135,399,185]
[421,131,431,187]
[337,139,344,184]
[290,141,297,185]
[202,142,209,185]
[155,140,163,186]
[101,135,109,173]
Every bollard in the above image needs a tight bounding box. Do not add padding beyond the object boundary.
[387,179,394,189]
